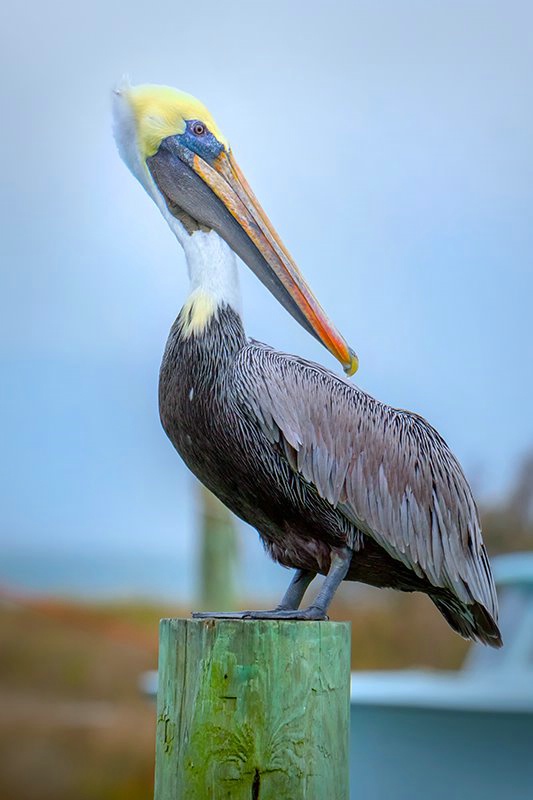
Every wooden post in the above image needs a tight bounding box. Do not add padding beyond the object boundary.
[197,485,238,612]
[155,618,350,800]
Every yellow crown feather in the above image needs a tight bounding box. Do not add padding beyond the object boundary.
[122,83,229,159]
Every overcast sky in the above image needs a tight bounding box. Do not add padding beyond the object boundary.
[1,1,532,595]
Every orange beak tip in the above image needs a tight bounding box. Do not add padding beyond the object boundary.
[344,349,359,377]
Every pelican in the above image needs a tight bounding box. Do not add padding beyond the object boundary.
[112,81,501,646]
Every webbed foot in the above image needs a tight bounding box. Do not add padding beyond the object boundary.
[192,606,327,621]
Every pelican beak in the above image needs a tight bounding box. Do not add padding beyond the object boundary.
[147,138,358,376]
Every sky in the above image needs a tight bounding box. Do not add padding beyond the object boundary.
[1,1,532,597]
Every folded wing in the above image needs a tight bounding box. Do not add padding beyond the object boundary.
[234,342,498,620]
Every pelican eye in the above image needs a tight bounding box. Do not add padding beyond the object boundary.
[191,121,206,136]
[180,120,224,161]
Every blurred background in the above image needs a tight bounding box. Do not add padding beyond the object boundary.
[1,1,532,798]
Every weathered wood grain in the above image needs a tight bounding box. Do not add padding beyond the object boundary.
[154,618,350,799]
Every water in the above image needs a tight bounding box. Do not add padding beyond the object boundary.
[0,549,192,602]
[0,540,288,603]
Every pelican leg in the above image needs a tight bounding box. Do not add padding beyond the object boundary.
[192,550,351,621]
[191,569,314,621]
[276,568,316,610]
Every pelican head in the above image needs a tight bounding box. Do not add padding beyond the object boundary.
[112,80,358,375]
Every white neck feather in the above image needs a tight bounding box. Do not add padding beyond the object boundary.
[112,89,241,315]
[182,229,242,314]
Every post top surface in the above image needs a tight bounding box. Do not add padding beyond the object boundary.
[160,616,351,630]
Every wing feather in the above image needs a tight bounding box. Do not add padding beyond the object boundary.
[233,342,498,618]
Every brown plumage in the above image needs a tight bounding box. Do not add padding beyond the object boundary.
[160,304,502,647]
[113,81,501,647]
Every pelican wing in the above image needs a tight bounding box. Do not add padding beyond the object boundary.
[234,342,497,617]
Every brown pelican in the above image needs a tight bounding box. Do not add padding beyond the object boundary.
[113,81,501,646]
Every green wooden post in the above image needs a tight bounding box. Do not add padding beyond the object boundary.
[155,618,350,800]
[197,485,238,612]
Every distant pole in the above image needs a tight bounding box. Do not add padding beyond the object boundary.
[154,618,350,799]
[197,484,239,611]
